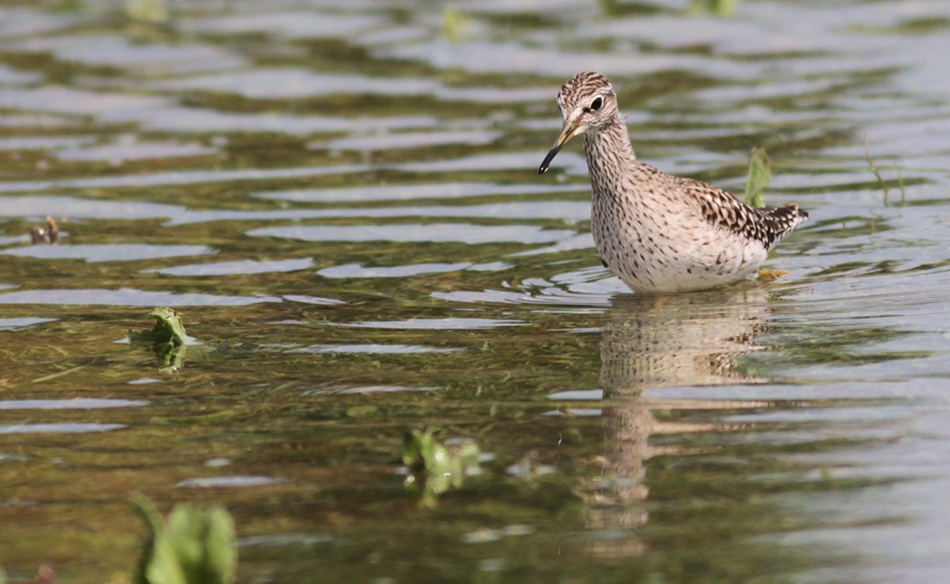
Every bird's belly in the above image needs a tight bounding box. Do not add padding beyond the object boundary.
[591,209,767,293]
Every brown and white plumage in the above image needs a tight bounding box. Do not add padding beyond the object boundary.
[539,71,807,293]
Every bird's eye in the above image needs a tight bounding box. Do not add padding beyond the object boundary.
[590,97,603,111]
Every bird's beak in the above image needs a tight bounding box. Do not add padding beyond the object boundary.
[539,121,581,174]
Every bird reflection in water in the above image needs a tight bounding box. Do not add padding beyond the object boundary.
[583,287,770,558]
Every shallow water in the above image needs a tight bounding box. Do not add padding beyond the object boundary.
[1,0,950,582]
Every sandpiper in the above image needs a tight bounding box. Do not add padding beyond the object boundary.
[539,71,807,293]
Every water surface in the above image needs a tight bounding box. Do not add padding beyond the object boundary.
[1,1,950,583]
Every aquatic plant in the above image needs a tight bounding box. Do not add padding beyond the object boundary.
[402,428,482,507]
[132,496,236,584]
[743,146,771,208]
[865,137,907,206]
[129,307,191,372]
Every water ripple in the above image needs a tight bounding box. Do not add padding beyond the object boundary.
[288,344,459,355]
[0,423,124,434]
[146,258,315,276]
[177,476,283,488]
[337,318,523,330]
[0,317,56,330]
[252,182,587,203]
[1,244,214,262]
[0,288,281,306]
[247,224,575,245]
[318,262,471,279]
[0,399,148,409]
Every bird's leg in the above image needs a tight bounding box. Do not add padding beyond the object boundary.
[647,295,668,313]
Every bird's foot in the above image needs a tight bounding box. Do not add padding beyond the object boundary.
[648,295,669,313]
[758,269,789,282]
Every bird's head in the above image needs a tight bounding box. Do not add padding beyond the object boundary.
[539,72,618,174]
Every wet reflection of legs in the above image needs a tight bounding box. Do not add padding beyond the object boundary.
[584,288,770,558]
[585,396,653,558]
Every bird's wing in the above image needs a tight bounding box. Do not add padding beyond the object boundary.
[680,176,806,251]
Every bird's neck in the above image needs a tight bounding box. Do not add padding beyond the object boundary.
[583,116,636,180]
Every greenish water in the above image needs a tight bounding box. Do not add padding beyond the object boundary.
[2,1,950,582]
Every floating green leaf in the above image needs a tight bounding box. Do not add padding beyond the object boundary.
[132,496,236,584]
[131,307,188,346]
[129,308,191,372]
[743,146,771,208]
[403,429,481,507]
